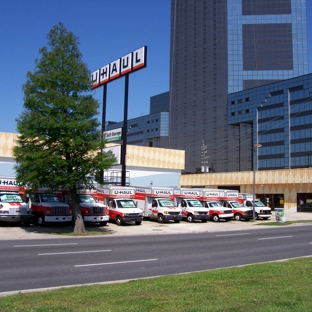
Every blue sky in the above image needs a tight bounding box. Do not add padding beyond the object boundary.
[0,0,311,134]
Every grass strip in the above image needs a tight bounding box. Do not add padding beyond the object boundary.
[0,257,311,311]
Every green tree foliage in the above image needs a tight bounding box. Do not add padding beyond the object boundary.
[13,22,116,233]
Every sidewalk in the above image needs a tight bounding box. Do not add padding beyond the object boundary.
[0,212,311,240]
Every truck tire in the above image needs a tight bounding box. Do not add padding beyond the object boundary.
[174,220,180,223]
[202,219,207,223]
[116,216,123,226]
[135,221,142,225]
[212,214,220,222]
[187,214,194,222]
[99,221,107,226]
[234,213,242,221]
[37,214,45,226]
[158,214,164,223]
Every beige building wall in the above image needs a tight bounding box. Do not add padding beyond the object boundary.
[0,132,18,159]
[180,168,312,212]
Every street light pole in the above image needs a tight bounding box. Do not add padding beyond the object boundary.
[253,143,262,222]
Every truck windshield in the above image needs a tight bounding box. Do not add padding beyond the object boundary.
[116,199,136,208]
[79,195,96,203]
[230,201,243,208]
[207,201,222,207]
[186,199,203,207]
[0,193,23,203]
[41,195,60,202]
[255,200,266,207]
[158,199,175,207]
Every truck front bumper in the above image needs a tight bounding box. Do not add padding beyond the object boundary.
[84,216,109,223]
[194,214,209,221]
[121,216,143,223]
[163,214,183,222]
[0,215,32,223]
[219,213,234,220]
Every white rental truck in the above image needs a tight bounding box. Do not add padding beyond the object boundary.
[171,188,209,222]
[238,193,272,220]
[29,192,72,225]
[196,189,233,222]
[220,200,253,221]
[95,185,143,226]
[0,178,32,225]
[134,186,182,223]
[58,190,109,226]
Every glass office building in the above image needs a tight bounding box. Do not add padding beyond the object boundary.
[169,0,309,173]
[228,73,312,171]
[106,92,170,148]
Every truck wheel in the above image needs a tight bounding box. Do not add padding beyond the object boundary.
[187,214,194,222]
[116,216,123,226]
[158,214,164,223]
[37,214,45,226]
[212,214,220,222]
[135,221,142,225]
[174,220,180,223]
[255,213,259,220]
[99,221,107,226]
[202,219,207,223]
[234,213,242,221]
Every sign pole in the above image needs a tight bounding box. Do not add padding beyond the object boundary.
[100,84,107,183]
[121,74,129,186]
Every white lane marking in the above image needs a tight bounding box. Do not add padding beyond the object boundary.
[75,258,158,268]
[216,233,251,237]
[39,249,112,256]
[258,236,293,240]
[14,243,78,247]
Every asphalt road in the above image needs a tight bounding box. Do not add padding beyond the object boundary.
[1,224,312,296]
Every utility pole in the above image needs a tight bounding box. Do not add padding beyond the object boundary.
[201,140,210,173]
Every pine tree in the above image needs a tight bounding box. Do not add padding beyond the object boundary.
[13,22,116,233]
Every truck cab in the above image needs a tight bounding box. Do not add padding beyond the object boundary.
[60,191,109,226]
[238,193,272,220]
[96,185,143,226]
[0,191,32,225]
[29,193,72,225]
[134,186,182,223]
[244,199,272,220]
[172,188,209,222]
[220,200,253,221]
[202,200,233,222]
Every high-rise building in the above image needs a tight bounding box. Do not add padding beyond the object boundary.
[169,0,309,173]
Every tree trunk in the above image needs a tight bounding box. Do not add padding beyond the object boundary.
[69,188,86,234]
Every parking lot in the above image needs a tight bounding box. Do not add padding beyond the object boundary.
[0,212,311,240]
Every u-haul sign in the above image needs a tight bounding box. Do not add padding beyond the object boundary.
[91,46,147,89]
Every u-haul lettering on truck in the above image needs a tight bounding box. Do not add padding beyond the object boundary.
[205,192,219,197]
[182,190,200,196]
[155,190,173,195]
[113,190,135,195]
[135,188,148,194]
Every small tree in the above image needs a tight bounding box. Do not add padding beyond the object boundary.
[13,22,116,233]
